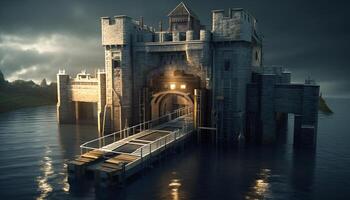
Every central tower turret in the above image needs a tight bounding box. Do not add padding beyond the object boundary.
[168,2,203,39]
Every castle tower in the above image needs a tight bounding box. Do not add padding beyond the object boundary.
[101,16,134,131]
[168,2,203,39]
[211,8,263,141]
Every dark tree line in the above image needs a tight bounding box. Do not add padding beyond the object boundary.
[0,70,57,112]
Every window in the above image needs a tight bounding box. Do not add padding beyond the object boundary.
[255,51,259,61]
[224,59,230,71]
[113,59,120,69]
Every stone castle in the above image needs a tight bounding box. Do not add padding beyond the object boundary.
[57,2,319,146]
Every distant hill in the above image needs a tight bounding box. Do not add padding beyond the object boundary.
[319,95,333,115]
[0,70,57,113]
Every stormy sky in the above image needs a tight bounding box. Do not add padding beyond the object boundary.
[0,0,349,97]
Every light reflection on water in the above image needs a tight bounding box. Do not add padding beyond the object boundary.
[36,145,54,200]
[169,177,182,200]
[36,147,70,200]
[245,168,271,200]
[0,106,99,200]
[61,163,70,193]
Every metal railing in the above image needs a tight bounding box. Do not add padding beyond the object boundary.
[136,119,192,157]
[80,106,193,155]
[100,117,194,170]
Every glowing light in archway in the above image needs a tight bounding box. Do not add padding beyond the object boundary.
[170,83,176,90]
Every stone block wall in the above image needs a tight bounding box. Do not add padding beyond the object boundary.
[213,41,253,140]
[57,71,107,132]
[69,82,99,102]
[274,85,303,113]
[102,15,158,131]
[57,6,320,148]
[101,16,128,45]
[259,74,277,143]
[246,70,320,147]
[212,9,258,42]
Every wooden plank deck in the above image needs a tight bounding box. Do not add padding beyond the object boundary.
[70,113,194,183]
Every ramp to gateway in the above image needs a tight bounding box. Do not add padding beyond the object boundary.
[71,106,194,181]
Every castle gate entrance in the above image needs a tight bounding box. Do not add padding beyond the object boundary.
[147,70,200,120]
[151,91,194,119]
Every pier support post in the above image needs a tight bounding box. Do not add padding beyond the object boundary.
[259,74,277,144]
[294,85,319,148]
[97,71,107,134]
[57,73,76,123]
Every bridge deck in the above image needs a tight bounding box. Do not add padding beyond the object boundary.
[68,107,194,186]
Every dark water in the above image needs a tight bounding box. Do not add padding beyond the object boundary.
[0,98,349,200]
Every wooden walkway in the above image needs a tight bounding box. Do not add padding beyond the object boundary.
[68,107,194,186]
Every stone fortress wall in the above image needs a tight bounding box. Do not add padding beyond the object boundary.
[57,3,319,147]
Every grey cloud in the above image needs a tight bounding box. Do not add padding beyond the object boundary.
[0,0,349,96]
[0,33,103,82]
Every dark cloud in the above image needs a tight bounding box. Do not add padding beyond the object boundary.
[0,0,349,96]
[0,33,103,82]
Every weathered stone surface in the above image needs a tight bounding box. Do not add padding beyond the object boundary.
[57,3,319,147]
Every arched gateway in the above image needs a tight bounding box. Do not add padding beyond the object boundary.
[151,90,193,119]
[147,69,199,119]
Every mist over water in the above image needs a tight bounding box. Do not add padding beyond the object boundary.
[0,98,349,199]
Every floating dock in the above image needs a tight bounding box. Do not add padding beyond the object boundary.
[68,107,194,187]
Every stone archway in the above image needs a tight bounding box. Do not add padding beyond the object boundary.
[151,90,194,119]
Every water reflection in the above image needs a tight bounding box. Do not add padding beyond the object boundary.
[36,145,54,200]
[57,124,98,199]
[245,168,271,200]
[291,149,316,199]
[169,177,182,200]
[61,162,70,193]
[57,124,99,159]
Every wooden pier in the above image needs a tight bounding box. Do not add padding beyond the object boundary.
[68,107,194,186]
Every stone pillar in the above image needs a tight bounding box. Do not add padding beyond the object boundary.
[211,10,224,31]
[294,85,319,148]
[276,113,288,139]
[194,89,200,129]
[246,112,261,143]
[186,30,193,41]
[200,30,211,41]
[57,72,75,123]
[144,88,151,121]
[293,114,302,143]
[75,101,79,121]
[259,74,276,144]
[159,32,165,43]
[172,31,179,42]
[97,71,106,134]
[119,45,133,130]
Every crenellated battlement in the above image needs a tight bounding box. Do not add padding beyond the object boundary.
[212,8,261,42]
[101,15,156,46]
[149,29,210,43]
